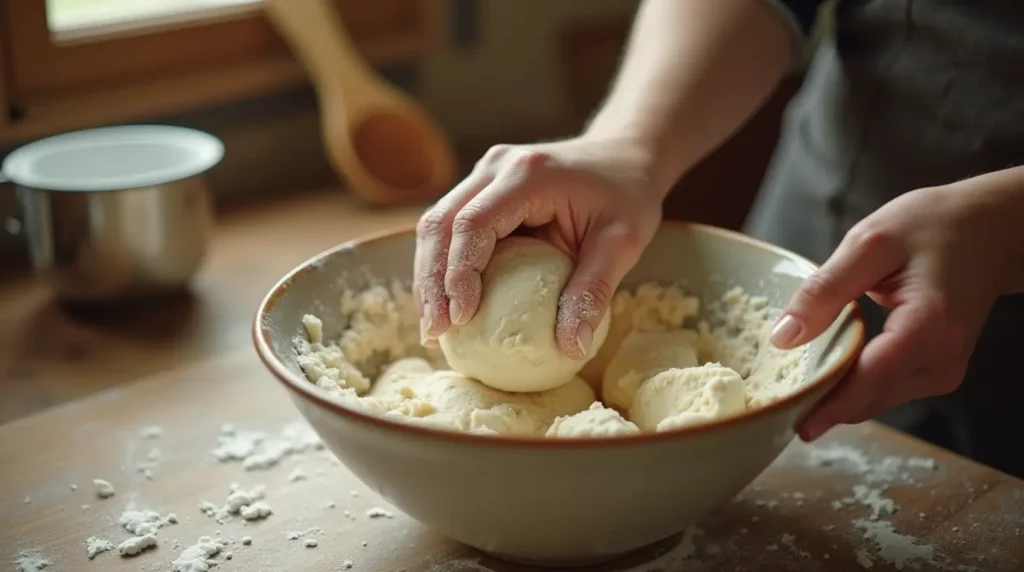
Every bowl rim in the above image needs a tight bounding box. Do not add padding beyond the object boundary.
[252,221,865,448]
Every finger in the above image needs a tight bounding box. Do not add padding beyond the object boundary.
[556,219,649,360]
[772,226,905,349]
[414,173,492,343]
[798,300,933,441]
[445,152,552,326]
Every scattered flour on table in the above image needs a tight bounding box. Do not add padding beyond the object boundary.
[210,421,324,471]
[172,537,225,572]
[854,519,940,570]
[286,527,323,541]
[140,425,163,439]
[119,507,176,536]
[13,551,51,572]
[367,507,394,519]
[92,478,115,499]
[118,533,157,556]
[84,536,114,559]
[113,505,177,557]
[287,467,307,483]
[136,447,162,480]
[800,442,972,570]
[199,484,272,523]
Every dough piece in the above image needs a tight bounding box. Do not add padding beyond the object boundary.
[602,330,700,411]
[344,368,595,436]
[439,236,611,392]
[368,357,434,397]
[629,363,746,432]
[546,402,641,438]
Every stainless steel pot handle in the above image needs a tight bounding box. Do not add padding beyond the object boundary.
[0,175,22,237]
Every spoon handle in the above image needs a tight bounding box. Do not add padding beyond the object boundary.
[264,0,376,102]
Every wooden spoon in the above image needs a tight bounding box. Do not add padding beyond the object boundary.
[265,0,456,206]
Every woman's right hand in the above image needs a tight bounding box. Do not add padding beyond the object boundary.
[414,135,668,359]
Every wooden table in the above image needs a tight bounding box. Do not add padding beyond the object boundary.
[1,190,1022,571]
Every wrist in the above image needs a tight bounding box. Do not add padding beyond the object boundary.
[961,166,1024,295]
[579,119,682,201]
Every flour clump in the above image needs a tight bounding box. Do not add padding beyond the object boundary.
[439,236,611,392]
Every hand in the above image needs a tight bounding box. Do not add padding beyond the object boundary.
[770,170,1024,441]
[414,135,665,358]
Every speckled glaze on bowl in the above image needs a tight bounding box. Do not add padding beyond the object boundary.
[253,222,864,567]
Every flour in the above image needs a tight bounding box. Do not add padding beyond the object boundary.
[140,425,163,439]
[852,484,899,520]
[286,527,323,541]
[172,537,223,572]
[366,507,394,519]
[84,536,114,559]
[801,443,969,570]
[136,447,162,480]
[854,519,939,570]
[240,501,273,520]
[93,478,116,499]
[287,467,307,482]
[13,551,51,572]
[806,445,938,486]
[118,533,158,556]
[119,507,176,536]
[304,538,318,548]
[200,484,271,523]
[211,421,324,470]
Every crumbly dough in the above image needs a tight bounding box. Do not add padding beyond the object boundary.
[545,402,641,438]
[629,363,747,432]
[294,280,809,439]
[438,236,611,392]
[332,357,595,436]
[602,330,700,411]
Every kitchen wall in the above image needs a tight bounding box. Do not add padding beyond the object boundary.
[2,0,835,266]
[0,0,641,266]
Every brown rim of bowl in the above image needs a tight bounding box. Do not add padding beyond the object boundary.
[252,220,865,448]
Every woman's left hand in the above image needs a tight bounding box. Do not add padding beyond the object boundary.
[769,168,1024,442]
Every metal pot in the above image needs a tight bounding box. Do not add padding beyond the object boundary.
[2,125,224,302]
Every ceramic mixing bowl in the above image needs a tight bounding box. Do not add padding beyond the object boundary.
[253,223,864,566]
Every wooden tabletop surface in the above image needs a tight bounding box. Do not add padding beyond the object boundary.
[1,190,1022,571]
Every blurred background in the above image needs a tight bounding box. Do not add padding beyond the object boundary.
[0,0,832,423]
[0,0,834,267]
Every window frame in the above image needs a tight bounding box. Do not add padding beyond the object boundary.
[0,0,441,145]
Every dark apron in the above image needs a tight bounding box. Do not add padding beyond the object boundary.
[745,0,1024,477]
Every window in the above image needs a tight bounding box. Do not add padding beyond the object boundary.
[0,0,441,145]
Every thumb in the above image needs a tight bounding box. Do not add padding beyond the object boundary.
[556,220,648,359]
[772,229,903,349]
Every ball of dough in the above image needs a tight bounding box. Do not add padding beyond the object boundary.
[439,236,611,392]
[545,402,641,438]
[601,330,700,411]
[629,363,746,432]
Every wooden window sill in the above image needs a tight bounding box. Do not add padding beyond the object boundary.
[0,0,441,147]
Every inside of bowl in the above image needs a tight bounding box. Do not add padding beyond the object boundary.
[262,225,860,394]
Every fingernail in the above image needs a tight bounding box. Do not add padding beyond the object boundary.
[449,298,464,325]
[575,321,594,358]
[421,303,435,343]
[771,314,803,348]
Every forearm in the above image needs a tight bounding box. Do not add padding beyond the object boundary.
[584,0,796,197]
[961,166,1024,295]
